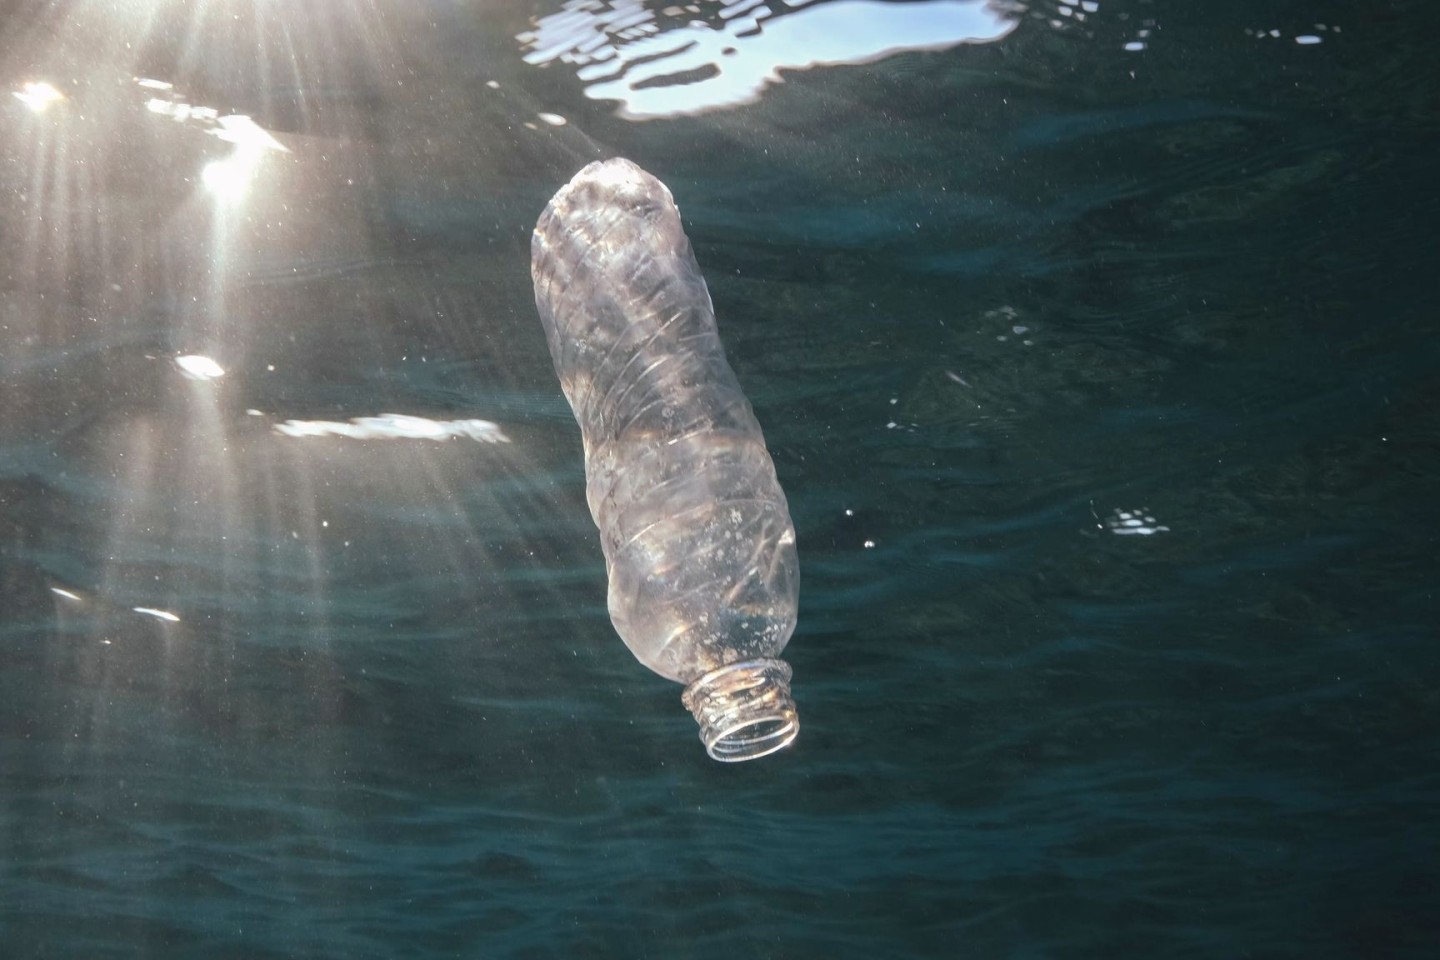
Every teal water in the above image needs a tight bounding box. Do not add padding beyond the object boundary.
[1,1,1437,957]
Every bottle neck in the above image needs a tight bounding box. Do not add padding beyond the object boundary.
[681,658,798,762]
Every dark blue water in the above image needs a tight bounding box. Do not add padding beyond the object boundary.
[2,1,1437,957]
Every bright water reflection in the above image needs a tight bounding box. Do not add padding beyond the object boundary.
[520,0,1019,119]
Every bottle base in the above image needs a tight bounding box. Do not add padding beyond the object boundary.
[681,658,798,762]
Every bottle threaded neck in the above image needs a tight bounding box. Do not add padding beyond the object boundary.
[681,658,798,762]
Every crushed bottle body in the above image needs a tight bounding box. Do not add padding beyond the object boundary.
[532,158,799,761]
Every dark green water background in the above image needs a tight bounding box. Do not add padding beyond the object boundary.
[1,0,1436,956]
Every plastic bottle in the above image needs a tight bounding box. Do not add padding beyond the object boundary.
[531,158,799,761]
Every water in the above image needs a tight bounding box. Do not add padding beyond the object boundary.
[1,1,1437,957]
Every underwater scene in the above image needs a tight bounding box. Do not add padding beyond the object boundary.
[0,0,1436,956]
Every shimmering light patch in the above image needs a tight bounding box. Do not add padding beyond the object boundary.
[213,114,291,154]
[519,0,1016,120]
[202,155,256,203]
[145,97,219,123]
[133,607,181,622]
[1244,26,1335,43]
[140,78,289,157]
[1120,17,1156,51]
[273,414,512,443]
[175,355,226,380]
[1104,508,1171,536]
[50,587,83,601]
[13,81,65,112]
[537,112,568,126]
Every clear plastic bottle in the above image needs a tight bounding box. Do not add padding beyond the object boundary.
[531,158,799,761]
